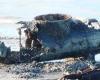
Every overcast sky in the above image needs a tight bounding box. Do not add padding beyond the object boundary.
[0,0,100,20]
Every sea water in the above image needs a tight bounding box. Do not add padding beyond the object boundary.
[0,23,22,51]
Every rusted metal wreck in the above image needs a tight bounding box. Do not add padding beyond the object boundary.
[0,14,100,63]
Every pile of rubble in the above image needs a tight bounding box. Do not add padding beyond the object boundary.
[0,58,98,80]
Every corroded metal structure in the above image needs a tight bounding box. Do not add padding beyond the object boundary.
[17,14,100,61]
[0,14,100,63]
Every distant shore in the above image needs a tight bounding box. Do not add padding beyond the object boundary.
[0,37,18,39]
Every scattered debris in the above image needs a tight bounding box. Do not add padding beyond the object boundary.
[0,14,100,80]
